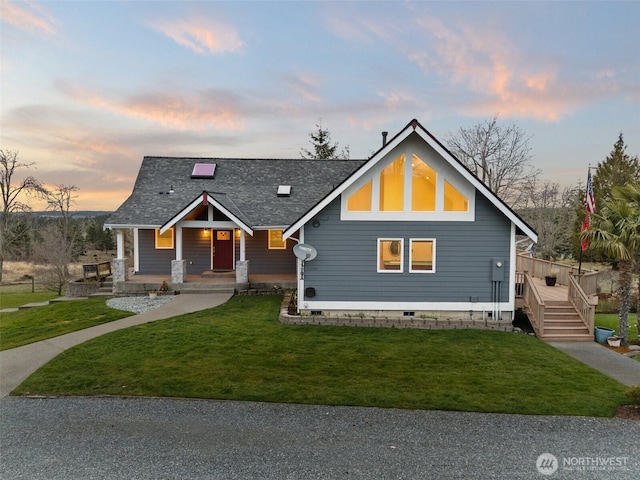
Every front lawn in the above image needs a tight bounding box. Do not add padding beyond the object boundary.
[15,296,628,417]
[0,298,134,350]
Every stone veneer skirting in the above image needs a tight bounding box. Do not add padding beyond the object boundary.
[278,293,519,333]
[66,280,100,297]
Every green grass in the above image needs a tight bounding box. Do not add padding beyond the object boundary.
[14,296,628,417]
[595,313,639,343]
[0,298,134,350]
[0,288,60,309]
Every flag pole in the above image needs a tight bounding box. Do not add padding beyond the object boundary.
[578,166,595,275]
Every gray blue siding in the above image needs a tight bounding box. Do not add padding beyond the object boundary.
[302,192,511,302]
[137,230,175,274]
[245,231,296,274]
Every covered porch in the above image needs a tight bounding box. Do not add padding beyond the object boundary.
[112,271,297,295]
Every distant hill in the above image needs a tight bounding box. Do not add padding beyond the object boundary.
[32,211,113,218]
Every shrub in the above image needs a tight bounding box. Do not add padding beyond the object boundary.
[625,385,640,405]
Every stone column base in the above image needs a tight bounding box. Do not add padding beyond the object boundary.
[236,260,249,283]
[171,260,187,284]
[112,259,129,283]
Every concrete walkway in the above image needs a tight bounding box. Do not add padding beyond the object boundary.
[549,341,640,387]
[0,292,233,398]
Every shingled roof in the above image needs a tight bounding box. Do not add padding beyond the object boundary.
[105,157,366,229]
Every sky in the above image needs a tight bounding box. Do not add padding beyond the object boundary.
[1,0,639,212]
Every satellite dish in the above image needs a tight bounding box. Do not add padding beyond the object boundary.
[293,243,317,261]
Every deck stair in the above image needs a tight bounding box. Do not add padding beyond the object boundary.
[538,300,592,342]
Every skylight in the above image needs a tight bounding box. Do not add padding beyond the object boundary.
[277,185,292,197]
[191,163,216,179]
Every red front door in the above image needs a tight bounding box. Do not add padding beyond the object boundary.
[212,230,234,270]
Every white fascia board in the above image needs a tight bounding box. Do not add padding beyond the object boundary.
[412,128,538,242]
[160,193,253,236]
[282,127,414,239]
[282,121,537,243]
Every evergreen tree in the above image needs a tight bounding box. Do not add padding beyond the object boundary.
[593,133,640,206]
[301,123,348,159]
[572,133,640,260]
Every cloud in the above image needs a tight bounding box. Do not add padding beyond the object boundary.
[149,16,244,54]
[0,0,58,35]
[406,13,640,122]
[54,80,245,131]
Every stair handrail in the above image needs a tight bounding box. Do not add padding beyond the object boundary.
[523,271,546,337]
[568,272,598,336]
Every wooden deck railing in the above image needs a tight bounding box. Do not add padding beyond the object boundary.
[568,272,597,336]
[522,272,545,337]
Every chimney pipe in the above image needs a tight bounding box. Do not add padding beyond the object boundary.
[382,131,388,147]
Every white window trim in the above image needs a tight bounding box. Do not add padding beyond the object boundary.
[409,238,436,274]
[377,238,404,273]
[155,228,174,249]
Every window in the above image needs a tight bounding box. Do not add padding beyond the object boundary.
[444,181,468,212]
[378,238,403,272]
[410,239,435,273]
[155,228,174,249]
[411,154,436,211]
[268,229,286,249]
[341,147,474,221]
[379,154,404,211]
[347,180,372,211]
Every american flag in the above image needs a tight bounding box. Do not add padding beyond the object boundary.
[581,170,595,251]
[585,170,595,214]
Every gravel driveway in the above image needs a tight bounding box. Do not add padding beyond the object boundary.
[1,397,638,479]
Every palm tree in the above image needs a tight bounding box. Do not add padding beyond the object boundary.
[581,183,640,346]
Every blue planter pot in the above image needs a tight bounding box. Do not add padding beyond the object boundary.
[594,326,615,344]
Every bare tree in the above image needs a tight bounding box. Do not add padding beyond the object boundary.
[44,184,82,277]
[0,150,47,281]
[446,115,541,207]
[33,225,78,295]
[519,178,581,259]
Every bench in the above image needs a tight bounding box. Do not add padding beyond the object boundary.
[83,261,112,280]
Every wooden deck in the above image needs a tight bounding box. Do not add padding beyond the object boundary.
[525,276,594,342]
[531,277,569,302]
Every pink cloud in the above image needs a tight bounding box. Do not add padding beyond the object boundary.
[149,16,244,54]
[55,80,245,131]
[0,0,57,35]
[408,14,577,121]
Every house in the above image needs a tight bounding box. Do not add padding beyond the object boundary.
[105,119,538,321]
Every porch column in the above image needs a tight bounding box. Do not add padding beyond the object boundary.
[133,228,139,273]
[175,225,183,261]
[236,230,248,283]
[239,230,246,261]
[116,229,124,259]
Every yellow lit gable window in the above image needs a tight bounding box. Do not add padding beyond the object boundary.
[444,181,469,211]
[341,148,474,221]
[347,180,372,211]
[155,228,174,249]
[379,154,404,211]
[411,154,436,211]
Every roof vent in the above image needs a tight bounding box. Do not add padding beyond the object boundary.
[277,185,292,197]
[191,163,216,179]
